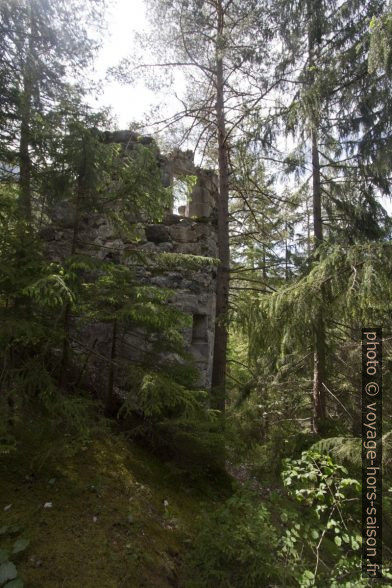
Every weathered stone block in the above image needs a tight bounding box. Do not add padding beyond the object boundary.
[174,243,203,256]
[164,213,182,225]
[157,242,174,252]
[96,222,115,241]
[188,201,212,218]
[50,201,75,228]
[39,226,56,241]
[145,224,171,243]
[167,223,196,243]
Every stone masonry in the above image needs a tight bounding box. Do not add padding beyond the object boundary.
[44,131,218,394]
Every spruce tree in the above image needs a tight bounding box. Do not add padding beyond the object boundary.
[112,0,275,411]
[260,0,391,432]
[0,0,105,220]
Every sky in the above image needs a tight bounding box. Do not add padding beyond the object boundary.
[89,0,158,128]
[89,0,392,215]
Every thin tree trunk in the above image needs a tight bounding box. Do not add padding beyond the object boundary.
[262,242,267,292]
[285,221,289,282]
[312,306,326,431]
[19,81,32,220]
[308,0,327,433]
[311,128,326,431]
[59,143,85,390]
[18,5,35,220]
[311,128,323,246]
[105,319,118,417]
[306,194,311,258]
[211,0,230,412]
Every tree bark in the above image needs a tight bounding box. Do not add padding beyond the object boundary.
[311,128,323,246]
[312,305,326,432]
[311,129,326,431]
[105,319,118,417]
[18,5,35,220]
[59,140,86,390]
[211,0,230,412]
[285,221,289,282]
[308,0,327,433]
[310,121,327,435]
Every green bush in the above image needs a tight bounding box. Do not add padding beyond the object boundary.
[184,489,282,587]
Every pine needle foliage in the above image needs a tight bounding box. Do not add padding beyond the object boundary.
[0,102,217,450]
[246,242,392,363]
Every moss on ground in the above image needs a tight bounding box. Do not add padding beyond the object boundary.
[0,417,228,587]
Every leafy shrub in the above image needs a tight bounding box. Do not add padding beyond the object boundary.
[280,450,365,587]
[184,489,281,587]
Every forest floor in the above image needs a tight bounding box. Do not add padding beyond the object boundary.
[0,414,231,587]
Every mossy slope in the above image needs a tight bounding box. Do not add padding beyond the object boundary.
[0,421,225,588]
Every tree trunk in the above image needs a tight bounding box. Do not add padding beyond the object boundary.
[211,0,230,412]
[105,319,118,417]
[59,142,86,390]
[19,83,32,220]
[311,128,323,246]
[311,130,326,431]
[262,242,267,291]
[308,0,327,432]
[18,7,35,220]
[312,307,326,432]
[284,221,289,282]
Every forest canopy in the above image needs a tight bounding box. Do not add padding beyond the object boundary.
[0,0,391,586]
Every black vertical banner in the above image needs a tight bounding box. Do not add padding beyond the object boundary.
[362,328,382,578]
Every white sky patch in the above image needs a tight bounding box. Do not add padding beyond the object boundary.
[89,0,158,128]
[87,1,392,217]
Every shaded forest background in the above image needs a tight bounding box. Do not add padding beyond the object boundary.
[0,0,392,586]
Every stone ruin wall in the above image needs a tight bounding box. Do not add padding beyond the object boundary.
[44,131,218,394]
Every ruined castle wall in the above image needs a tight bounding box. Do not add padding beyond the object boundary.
[44,132,218,393]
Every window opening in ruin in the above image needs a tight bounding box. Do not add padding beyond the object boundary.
[172,178,188,215]
[192,314,208,343]
[172,175,197,216]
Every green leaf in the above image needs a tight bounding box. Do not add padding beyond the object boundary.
[303,570,315,579]
[0,561,17,583]
[334,536,342,547]
[351,538,360,550]
[12,539,30,554]
[301,569,315,586]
